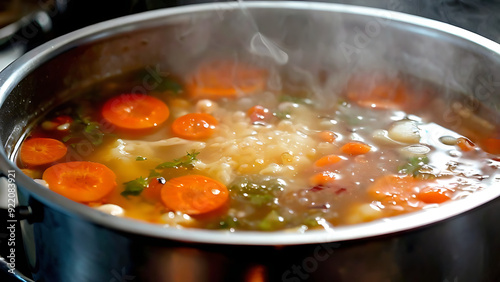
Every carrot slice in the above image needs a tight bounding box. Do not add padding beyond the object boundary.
[43,161,116,202]
[483,138,500,154]
[143,177,165,202]
[417,186,451,204]
[314,155,342,167]
[161,175,228,215]
[171,113,218,140]
[20,138,67,166]
[367,174,417,206]
[310,171,336,186]
[102,94,169,130]
[456,137,475,152]
[341,142,371,155]
[247,105,271,123]
[186,60,267,99]
[346,74,407,109]
[318,131,337,143]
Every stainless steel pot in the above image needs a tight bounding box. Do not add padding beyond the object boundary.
[1,2,500,281]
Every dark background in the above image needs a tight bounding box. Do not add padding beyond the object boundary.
[0,0,499,281]
[1,0,500,51]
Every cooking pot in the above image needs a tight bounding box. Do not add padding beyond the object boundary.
[1,2,500,281]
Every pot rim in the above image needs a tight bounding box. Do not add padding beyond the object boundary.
[1,1,500,246]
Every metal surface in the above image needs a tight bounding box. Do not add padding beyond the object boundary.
[0,2,499,281]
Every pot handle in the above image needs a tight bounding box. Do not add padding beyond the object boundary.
[0,173,34,282]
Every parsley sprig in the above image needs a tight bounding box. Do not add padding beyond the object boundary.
[399,156,430,177]
[155,151,200,169]
[62,108,106,146]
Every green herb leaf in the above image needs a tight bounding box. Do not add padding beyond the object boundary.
[399,156,430,177]
[229,175,284,207]
[157,78,183,94]
[258,210,285,231]
[62,135,72,142]
[136,156,147,161]
[274,111,291,120]
[148,169,162,178]
[156,151,200,169]
[121,176,149,197]
[217,216,239,229]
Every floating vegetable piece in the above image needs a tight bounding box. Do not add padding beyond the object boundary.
[102,94,169,130]
[171,113,218,140]
[247,105,271,123]
[314,155,342,167]
[456,137,475,152]
[341,142,371,155]
[318,131,337,143]
[346,74,408,109]
[186,60,268,98]
[43,161,116,202]
[20,138,67,166]
[483,138,500,154]
[161,175,229,215]
[417,186,451,204]
[388,120,421,144]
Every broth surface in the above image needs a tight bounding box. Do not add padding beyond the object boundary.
[15,62,500,231]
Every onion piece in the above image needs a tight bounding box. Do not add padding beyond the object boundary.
[372,129,404,146]
[388,120,421,144]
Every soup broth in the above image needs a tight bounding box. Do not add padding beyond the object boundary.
[15,61,500,231]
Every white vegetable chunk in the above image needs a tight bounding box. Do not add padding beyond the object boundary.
[388,120,421,144]
[95,204,124,217]
[372,129,404,145]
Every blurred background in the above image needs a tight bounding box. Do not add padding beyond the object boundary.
[0,0,500,67]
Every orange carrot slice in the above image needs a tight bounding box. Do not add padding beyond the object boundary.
[143,177,165,203]
[186,60,267,99]
[247,105,271,123]
[314,155,342,167]
[310,171,336,186]
[346,74,408,109]
[20,138,67,166]
[417,186,451,204]
[456,137,475,152]
[318,131,337,143]
[341,142,371,155]
[171,113,218,140]
[161,175,228,215]
[367,174,417,205]
[43,161,116,202]
[483,138,500,154]
[102,94,169,130]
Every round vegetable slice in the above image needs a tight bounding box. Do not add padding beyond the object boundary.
[186,60,268,98]
[341,142,371,155]
[346,74,408,109]
[43,161,117,202]
[20,138,67,166]
[102,94,169,130]
[314,155,342,167]
[143,177,165,202]
[417,186,451,204]
[171,113,218,140]
[161,175,228,215]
